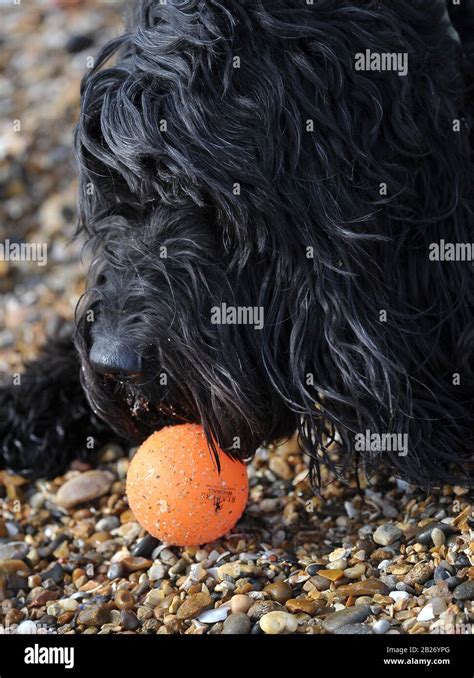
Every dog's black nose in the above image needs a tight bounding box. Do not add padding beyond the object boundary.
[89,339,142,380]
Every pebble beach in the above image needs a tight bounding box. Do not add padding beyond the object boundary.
[0,1,473,637]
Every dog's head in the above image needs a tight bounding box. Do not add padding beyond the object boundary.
[74,0,472,484]
[75,204,295,461]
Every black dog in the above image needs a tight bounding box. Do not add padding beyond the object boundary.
[1,0,473,486]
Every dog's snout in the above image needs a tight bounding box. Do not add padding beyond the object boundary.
[89,339,142,380]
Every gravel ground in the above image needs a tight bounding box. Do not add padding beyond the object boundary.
[0,1,473,636]
[0,439,473,635]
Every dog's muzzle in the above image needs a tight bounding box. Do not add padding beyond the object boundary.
[89,338,143,383]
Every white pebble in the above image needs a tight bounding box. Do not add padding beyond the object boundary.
[389,591,410,602]
[327,558,347,570]
[431,528,446,547]
[431,597,447,616]
[417,604,435,622]
[17,621,37,635]
[260,611,298,635]
[197,608,229,623]
[148,563,166,580]
[373,524,402,546]
[378,559,392,571]
[373,619,391,634]
[344,501,358,518]
[59,598,79,612]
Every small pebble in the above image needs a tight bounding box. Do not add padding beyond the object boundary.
[344,563,365,579]
[55,471,113,508]
[248,600,282,620]
[305,564,323,576]
[322,606,371,632]
[264,581,293,603]
[176,593,212,620]
[17,620,37,635]
[373,619,391,634]
[285,598,319,615]
[197,608,229,624]
[121,609,140,631]
[259,611,298,635]
[433,566,450,582]
[131,534,159,559]
[222,612,251,635]
[230,594,253,614]
[114,590,135,610]
[431,527,445,547]
[77,605,111,626]
[389,591,410,602]
[0,541,29,561]
[373,525,402,546]
[404,561,433,586]
[148,563,166,581]
[107,563,126,580]
[453,581,474,601]
[95,516,120,532]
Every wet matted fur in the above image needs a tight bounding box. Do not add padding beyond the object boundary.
[1,0,473,485]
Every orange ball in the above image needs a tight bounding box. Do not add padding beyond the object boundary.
[126,424,248,546]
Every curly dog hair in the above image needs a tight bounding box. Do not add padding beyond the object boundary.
[1,0,473,486]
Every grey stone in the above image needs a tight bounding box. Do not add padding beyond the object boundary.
[453,581,474,601]
[373,524,402,546]
[416,523,453,545]
[0,541,29,561]
[322,605,371,632]
[222,613,252,635]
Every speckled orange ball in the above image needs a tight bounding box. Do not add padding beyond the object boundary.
[126,424,248,546]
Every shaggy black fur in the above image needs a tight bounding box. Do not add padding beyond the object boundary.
[1,0,473,485]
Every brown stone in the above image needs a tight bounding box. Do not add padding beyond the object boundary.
[176,593,213,620]
[0,560,30,576]
[120,510,135,523]
[77,605,111,626]
[88,532,111,545]
[121,557,152,572]
[371,548,395,562]
[217,562,258,580]
[286,598,319,615]
[318,569,344,581]
[247,600,282,620]
[55,471,113,509]
[30,589,59,607]
[114,589,135,610]
[308,575,331,591]
[404,562,434,586]
[58,612,75,625]
[264,581,293,604]
[335,579,390,597]
[5,608,24,625]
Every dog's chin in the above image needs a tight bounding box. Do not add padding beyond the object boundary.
[86,370,198,444]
